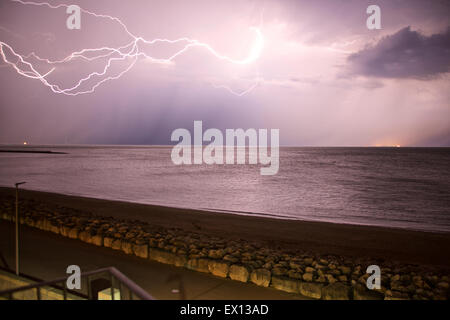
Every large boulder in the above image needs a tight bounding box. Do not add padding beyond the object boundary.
[250,269,271,287]
[91,234,103,246]
[302,273,314,282]
[223,255,239,263]
[271,276,299,293]
[322,283,351,300]
[121,241,133,255]
[103,237,114,248]
[288,270,302,279]
[78,231,90,243]
[208,261,229,278]
[208,249,225,259]
[35,219,45,230]
[133,243,149,259]
[229,265,249,282]
[187,258,210,273]
[49,224,60,234]
[272,267,288,277]
[150,249,187,267]
[299,282,323,299]
[68,228,79,239]
[41,219,52,231]
[60,226,71,237]
[111,239,122,250]
[173,255,188,267]
[305,267,315,273]
[339,266,352,275]
[150,249,174,264]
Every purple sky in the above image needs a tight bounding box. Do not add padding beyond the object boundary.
[0,0,449,146]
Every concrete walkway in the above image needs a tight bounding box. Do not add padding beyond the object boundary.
[0,221,303,300]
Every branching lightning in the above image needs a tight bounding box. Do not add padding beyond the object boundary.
[0,0,264,96]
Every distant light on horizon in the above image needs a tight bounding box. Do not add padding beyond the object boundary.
[373,143,402,147]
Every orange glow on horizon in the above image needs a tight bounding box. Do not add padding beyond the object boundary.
[373,142,402,147]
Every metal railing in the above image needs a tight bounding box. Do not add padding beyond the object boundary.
[0,266,155,300]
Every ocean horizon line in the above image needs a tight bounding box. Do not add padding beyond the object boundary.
[1,143,450,148]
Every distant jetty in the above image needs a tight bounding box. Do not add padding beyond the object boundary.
[0,150,67,154]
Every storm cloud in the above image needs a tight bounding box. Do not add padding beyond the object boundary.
[348,27,450,79]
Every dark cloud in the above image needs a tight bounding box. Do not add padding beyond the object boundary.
[348,27,450,79]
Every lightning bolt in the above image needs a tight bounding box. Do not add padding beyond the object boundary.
[0,0,264,96]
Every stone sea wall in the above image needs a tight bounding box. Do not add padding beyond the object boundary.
[0,197,448,300]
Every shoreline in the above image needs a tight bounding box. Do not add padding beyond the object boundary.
[1,187,450,267]
[12,186,449,234]
[1,184,449,235]
[6,186,450,234]
[1,187,449,299]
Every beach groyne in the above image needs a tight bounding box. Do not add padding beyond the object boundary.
[0,196,448,300]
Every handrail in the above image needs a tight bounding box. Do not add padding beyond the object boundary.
[108,267,155,300]
[0,266,155,300]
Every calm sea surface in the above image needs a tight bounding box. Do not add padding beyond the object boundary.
[0,146,449,233]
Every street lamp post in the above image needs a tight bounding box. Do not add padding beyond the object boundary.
[15,182,26,276]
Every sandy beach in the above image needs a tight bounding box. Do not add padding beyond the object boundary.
[1,186,449,268]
